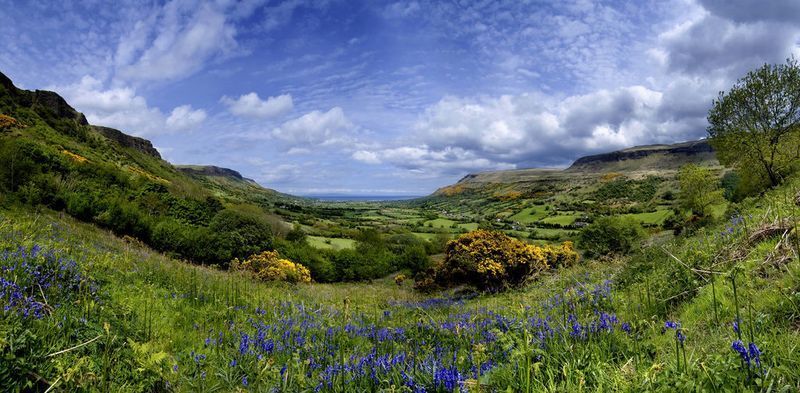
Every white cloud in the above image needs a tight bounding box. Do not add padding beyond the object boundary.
[272,107,355,147]
[57,75,205,136]
[166,104,207,130]
[221,92,293,118]
[355,83,706,176]
[115,2,239,82]
[352,150,381,164]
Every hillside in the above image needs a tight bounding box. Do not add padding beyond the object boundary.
[2,168,799,391]
[0,71,316,266]
[443,139,717,187]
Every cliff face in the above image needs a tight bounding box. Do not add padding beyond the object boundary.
[176,165,246,180]
[92,126,162,159]
[567,140,714,171]
[0,71,88,125]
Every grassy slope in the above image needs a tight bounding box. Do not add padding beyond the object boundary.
[2,172,799,391]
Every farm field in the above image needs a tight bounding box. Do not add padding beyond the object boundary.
[306,236,357,250]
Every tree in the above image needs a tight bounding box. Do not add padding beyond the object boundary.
[577,216,645,258]
[707,58,800,188]
[677,164,723,216]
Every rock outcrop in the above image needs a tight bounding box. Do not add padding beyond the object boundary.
[1,71,88,125]
[176,165,248,180]
[92,125,162,159]
[568,140,713,170]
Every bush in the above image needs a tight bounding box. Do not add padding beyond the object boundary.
[209,208,274,264]
[231,250,311,283]
[577,216,645,257]
[424,230,576,292]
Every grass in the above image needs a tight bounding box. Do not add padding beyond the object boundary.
[509,206,549,223]
[2,176,800,392]
[423,218,456,228]
[306,236,357,250]
[540,213,581,226]
[622,209,672,225]
[456,222,479,231]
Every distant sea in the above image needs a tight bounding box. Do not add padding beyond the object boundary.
[305,195,424,202]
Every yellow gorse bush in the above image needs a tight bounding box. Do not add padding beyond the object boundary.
[432,230,578,291]
[231,250,311,283]
[0,114,20,130]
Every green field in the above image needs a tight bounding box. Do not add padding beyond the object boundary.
[540,214,581,226]
[509,205,549,223]
[307,236,357,250]
[424,218,456,228]
[456,222,479,231]
[622,209,672,225]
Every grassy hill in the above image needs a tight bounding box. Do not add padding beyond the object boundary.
[410,140,721,244]
[1,167,798,391]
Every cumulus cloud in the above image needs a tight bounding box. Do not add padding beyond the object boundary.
[166,105,207,130]
[58,75,205,136]
[354,84,708,175]
[272,107,355,147]
[352,0,800,179]
[657,0,800,80]
[221,92,293,118]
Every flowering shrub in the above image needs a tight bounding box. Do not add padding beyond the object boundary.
[0,114,20,131]
[424,230,578,291]
[231,250,311,283]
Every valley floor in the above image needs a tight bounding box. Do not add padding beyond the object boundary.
[2,177,800,392]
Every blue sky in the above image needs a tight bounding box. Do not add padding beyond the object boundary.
[2,0,800,195]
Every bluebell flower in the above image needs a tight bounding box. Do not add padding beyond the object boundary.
[748,342,762,368]
[242,375,248,386]
[731,340,750,366]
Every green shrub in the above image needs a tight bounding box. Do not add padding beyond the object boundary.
[208,208,274,265]
[577,216,645,257]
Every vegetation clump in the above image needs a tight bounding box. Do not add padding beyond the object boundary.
[577,216,645,257]
[0,113,20,130]
[231,250,311,283]
[421,229,577,291]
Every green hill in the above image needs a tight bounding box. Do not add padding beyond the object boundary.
[415,140,721,243]
[0,71,304,266]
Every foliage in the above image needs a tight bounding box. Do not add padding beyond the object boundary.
[427,230,577,291]
[208,207,274,265]
[0,113,20,130]
[231,250,311,283]
[707,57,800,189]
[594,176,661,203]
[3,172,800,392]
[677,164,724,217]
[577,216,645,257]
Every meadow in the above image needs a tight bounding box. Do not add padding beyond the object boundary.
[2,172,800,392]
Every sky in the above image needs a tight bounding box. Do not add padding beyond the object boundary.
[2,0,800,196]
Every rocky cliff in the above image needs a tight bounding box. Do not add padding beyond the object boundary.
[567,140,714,170]
[175,165,256,182]
[92,126,162,159]
[0,71,88,125]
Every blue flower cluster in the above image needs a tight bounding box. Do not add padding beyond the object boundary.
[169,277,633,392]
[1,245,92,319]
